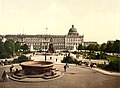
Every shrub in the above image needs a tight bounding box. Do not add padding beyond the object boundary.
[0,52,11,59]
[106,60,120,72]
[72,51,79,54]
[22,51,31,54]
[61,56,78,64]
[99,53,107,59]
[97,58,120,72]
[97,64,107,69]
[86,52,107,60]
[12,55,31,63]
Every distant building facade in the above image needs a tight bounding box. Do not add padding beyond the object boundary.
[84,41,97,46]
[107,40,115,44]
[2,25,84,51]
[0,35,3,41]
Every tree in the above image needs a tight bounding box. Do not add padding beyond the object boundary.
[86,44,95,52]
[15,41,21,52]
[100,43,107,52]
[0,41,5,54]
[21,44,29,51]
[0,41,7,58]
[78,44,83,51]
[4,40,15,57]
[113,40,120,53]
[105,42,113,53]
[94,44,100,51]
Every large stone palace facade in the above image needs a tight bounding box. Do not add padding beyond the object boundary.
[1,25,84,51]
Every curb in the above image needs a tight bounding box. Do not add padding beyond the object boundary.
[75,66,120,77]
[0,64,20,68]
[91,68,120,77]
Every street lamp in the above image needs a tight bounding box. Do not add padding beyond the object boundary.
[44,28,48,61]
[45,36,47,61]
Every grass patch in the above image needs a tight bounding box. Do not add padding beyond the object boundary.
[107,55,120,62]
[98,55,120,72]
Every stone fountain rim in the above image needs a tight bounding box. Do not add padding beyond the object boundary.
[20,61,54,67]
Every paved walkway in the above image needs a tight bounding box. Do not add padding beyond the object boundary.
[0,54,120,88]
[1,54,120,77]
[0,64,120,88]
[92,67,120,76]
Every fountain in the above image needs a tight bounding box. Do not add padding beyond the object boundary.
[20,61,54,75]
[9,60,63,82]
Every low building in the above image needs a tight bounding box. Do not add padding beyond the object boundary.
[84,41,97,46]
[0,35,3,42]
[107,40,115,44]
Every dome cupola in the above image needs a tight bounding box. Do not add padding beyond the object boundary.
[68,25,78,35]
[69,25,77,33]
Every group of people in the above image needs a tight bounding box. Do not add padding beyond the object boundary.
[0,59,9,66]
[1,65,15,82]
[49,57,58,62]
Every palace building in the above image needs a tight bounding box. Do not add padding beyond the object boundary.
[1,25,84,51]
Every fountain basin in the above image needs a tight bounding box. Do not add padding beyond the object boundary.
[20,61,54,75]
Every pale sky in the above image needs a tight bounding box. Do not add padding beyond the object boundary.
[0,0,120,44]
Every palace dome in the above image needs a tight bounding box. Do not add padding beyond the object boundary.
[69,25,77,33]
[68,25,79,35]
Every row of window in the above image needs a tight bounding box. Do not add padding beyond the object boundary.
[18,37,83,42]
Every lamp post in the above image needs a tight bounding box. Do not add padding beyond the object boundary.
[45,36,47,61]
[44,28,48,61]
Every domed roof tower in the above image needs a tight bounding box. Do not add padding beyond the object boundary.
[68,25,79,35]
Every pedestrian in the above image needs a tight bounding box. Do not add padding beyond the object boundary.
[66,62,69,68]
[90,63,93,68]
[33,52,35,56]
[56,58,57,62]
[0,60,4,66]
[1,70,8,82]
[104,61,106,65]
[50,57,52,60]
[10,65,14,73]
[15,68,19,75]
[64,65,67,72]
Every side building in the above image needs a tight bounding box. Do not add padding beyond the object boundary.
[2,25,84,51]
[0,35,3,41]
[84,41,98,47]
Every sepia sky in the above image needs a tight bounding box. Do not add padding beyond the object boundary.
[0,0,120,44]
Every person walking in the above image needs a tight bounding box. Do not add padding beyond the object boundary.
[10,65,14,73]
[1,70,8,82]
[56,58,57,62]
[90,63,93,68]
[50,57,52,60]
[66,62,69,68]
[64,62,69,72]
[64,65,67,72]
